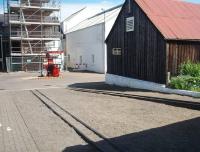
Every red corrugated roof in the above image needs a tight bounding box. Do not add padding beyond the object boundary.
[135,0,200,40]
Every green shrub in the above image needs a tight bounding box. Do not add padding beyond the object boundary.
[170,61,200,92]
[180,61,200,77]
[170,76,200,92]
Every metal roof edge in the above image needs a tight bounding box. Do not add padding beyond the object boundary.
[87,4,123,20]
[66,22,105,35]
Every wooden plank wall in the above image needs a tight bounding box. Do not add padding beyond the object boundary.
[107,0,166,84]
[167,41,200,76]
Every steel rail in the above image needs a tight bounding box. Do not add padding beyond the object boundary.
[69,88,200,111]
[31,90,125,152]
[30,90,104,152]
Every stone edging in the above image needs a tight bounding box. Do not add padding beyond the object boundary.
[105,74,200,98]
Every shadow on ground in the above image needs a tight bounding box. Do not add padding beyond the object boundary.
[68,82,200,111]
[68,82,150,92]
[63,117,200,152]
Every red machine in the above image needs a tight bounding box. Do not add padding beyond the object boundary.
[44,52,62,77]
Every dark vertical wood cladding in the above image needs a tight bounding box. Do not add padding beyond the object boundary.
[106,0,166,84]
[167,41,200,75]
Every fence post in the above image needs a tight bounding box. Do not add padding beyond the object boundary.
[6,57,11,72]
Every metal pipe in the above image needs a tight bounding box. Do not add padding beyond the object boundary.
[101,8,106,74]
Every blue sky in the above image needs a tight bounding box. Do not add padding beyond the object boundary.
[63,0,200,4]
[0,0,200,4]
[0,0,200,19]
[60,0,200,19]
[0,0,199,5]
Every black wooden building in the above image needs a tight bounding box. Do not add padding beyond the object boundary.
[106,0,200,84]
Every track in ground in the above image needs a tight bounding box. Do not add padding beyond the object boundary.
[69,88,200,111]
[30,90,124,152]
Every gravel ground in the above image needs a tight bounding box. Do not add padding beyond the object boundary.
[1,71,200,152]
[0,71,104,91]
[0,91,98,152]
[41,88,200,152]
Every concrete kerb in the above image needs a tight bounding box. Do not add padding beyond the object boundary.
[105,74,200,98]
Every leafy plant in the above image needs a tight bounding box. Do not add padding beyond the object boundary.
[170,76,200,92]
[180,61,200,77]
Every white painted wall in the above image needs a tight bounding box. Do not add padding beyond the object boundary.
[61,3,121,32]
[62,8,95,33]
[106,74,200,98]
[66,23,105,73]
[63,5,121,73]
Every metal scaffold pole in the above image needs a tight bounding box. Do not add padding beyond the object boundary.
[7,0,62,72]
[0,35,4,70]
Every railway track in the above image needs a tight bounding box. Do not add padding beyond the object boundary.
[31,89,124,152]
[69,88,200,111]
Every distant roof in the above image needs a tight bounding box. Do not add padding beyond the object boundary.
[67,5,122,33]
[135,0,200,40]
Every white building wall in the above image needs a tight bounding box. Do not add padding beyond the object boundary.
[62,8,93,33]
[62,4,120,33]
[67,23,105,73]
[104,16,118,72]
[64,5,121,73]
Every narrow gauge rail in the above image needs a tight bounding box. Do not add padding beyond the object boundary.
[69,88,200,111]
[30,90,124,152]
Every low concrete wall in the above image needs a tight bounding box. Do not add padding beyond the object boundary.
[105,74,200,98]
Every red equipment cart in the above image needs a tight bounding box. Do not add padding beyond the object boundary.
[44,51,63,77]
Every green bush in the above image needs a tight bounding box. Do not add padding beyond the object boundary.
[180,61,200,77]
[170,76,200,92]
[170,61,200,92]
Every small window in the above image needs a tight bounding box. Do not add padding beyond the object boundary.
[126,16,134,32]
[112,48,122,56]
[92,54,95,64]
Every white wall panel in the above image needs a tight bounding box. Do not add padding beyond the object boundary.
[66,23,105,73]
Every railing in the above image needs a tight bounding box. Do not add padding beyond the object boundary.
[9,0,61,8]
[9,15,59,23]
[10,31,61,38]
[11,46,60,54]
[11,47,46,54]
[10,56,45,72]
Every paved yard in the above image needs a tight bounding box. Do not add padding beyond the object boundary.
[0,90,97,152]
[0,71,200,152]
[41,88,200,152]
[0,71,104,91]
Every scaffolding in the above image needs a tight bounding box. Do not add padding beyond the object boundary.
[4,0,62,71]
[0,3,9,71]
